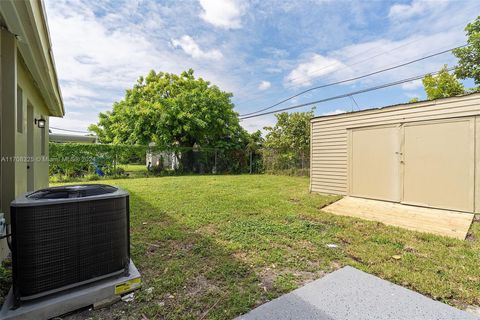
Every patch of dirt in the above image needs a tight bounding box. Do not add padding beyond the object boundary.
[146,243,160,254]
[292,270,325,286]
[231,251,248,261]
[61,302,131,320]
[466,233,476,242]
[329,260,342,270]
[195,224,218,236]
[256,266,325,293]
[185,274,219,298]
[169,239,195,252]
[466,215,479,242]
[257,269,276,293]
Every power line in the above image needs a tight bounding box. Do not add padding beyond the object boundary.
[284,8,480,87]
[50,126,90,134]
[239,45,465,117]
[235,6,480,108]
[285,37,427,87]
[239,67,454,120]
[349,95,359,111]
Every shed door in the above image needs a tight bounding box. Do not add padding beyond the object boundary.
[402,118,474,212]
[350,125,401,202]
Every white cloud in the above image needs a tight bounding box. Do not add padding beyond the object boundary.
[284,26,463,91]
[258,80,271,90]
[388,0,449,21]
[199,0,246,29]
[285,54,347,87]
[322,109,347,116]
[401,79,423,90]
[240,114,276,133]
[44,0,243,132]
[171,35,223,60]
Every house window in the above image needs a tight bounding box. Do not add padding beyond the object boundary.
[17,86,23,133]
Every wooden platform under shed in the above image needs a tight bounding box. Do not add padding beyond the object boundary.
[323,197,474,240]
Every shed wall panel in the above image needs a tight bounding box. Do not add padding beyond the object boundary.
[402,118,474,212]
[310,94,480,207]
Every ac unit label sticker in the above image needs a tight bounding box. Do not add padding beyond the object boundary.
[115,278,142,295]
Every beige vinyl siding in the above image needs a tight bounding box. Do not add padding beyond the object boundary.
[310,93,480,201]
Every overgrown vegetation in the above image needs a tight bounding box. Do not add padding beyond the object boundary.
[262,110,312,174]
[0,259,12,305]
[88,69,260,173]
[39,175,480,319]
[49,108,315,181]
[84,68,312,179]
[49,143,263,182]
[422,65,465,100]
[411,15,480,102]
[453,16,480,87]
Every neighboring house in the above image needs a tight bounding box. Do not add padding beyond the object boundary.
[0,1,64,259]
[310,93,480,215]
[50,133,98,144]
[146,149,180,170]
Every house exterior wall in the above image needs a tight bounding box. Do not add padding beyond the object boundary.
[0,29,51,260]
[17,56,50,193]
[310,93,480,212]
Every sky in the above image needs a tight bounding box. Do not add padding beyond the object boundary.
[45,0,480,134]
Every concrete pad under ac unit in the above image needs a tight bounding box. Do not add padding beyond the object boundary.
[0,260,141,320]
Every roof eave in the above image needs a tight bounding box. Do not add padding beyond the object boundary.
[0,0,64,117]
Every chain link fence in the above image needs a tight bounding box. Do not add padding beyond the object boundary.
[48,143,267,182]
[261,149,310,176]
[48,143,309,182]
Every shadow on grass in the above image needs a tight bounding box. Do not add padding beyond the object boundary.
[67,190,265,320]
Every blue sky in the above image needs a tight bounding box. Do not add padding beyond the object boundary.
[45,0,479,134]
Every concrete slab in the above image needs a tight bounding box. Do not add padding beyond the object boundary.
[323,197,474,239]
[0,260,141,320]
[237,267,478,320]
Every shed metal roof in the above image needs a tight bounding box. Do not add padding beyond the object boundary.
[311,92,480,122]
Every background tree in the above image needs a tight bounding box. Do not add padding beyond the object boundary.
[422,65,465,100]
[453,16,480,87]
[263,110,313,173]
[89,69,247,171]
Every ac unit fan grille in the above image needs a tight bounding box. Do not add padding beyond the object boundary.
[12,197,129,298]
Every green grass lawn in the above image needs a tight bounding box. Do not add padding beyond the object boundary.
[7,175,480,319]
[118,163,148,178]
[118,163,148,173]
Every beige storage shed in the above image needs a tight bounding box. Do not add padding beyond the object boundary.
[310,93,480,213]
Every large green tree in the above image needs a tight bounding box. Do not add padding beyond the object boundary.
[453,16,480,86]
[89,69,245,150]
[422,65,465,100]
[263,110,313,171]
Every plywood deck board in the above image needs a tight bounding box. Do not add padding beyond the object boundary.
[323,197,474,240]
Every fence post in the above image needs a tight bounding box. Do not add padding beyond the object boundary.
[249,151,253,174]
[214,149,217,174]
[114,145,118,174]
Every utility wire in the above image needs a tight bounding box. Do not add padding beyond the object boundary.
[286,37,428,86]
[239,67,454,120]
[50,126,90,134]
[284,8,480,87]
[239,45,465,117]
[349,95,359,111]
